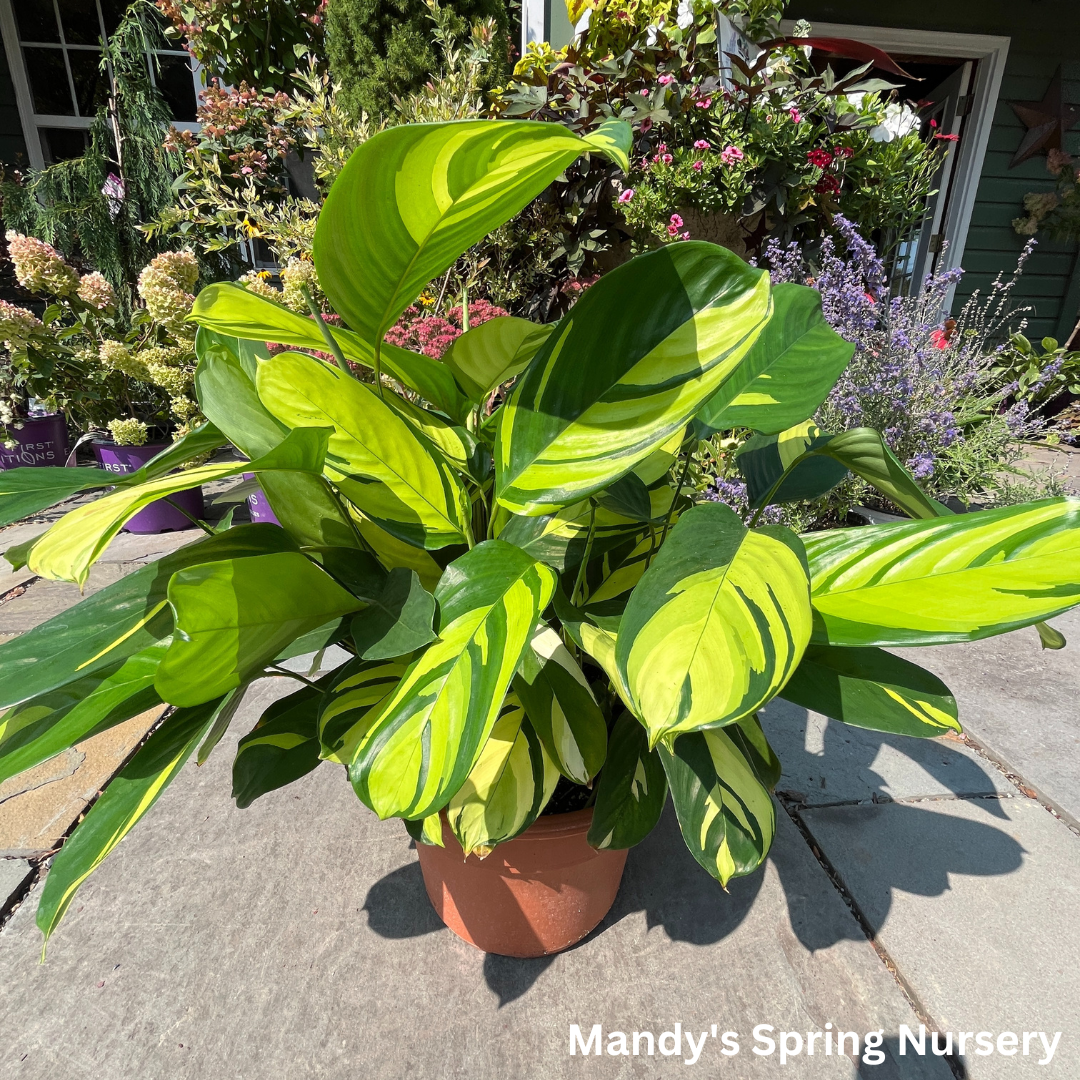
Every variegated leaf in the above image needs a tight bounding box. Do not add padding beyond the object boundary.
[441,317,554,402]
[446,693,560,857]
[28,427,328,587]
[256,351,471,549]
[586,712,667,850]
[348,541,556,819]
[514,622,607,784]
[659,724,776,886]
[806,498,1080,646]
[313,119,631,348]
[616,503,812,747]
[496,242,771,515]
[780,645,960,737]
[233,677,329,808]
[318,657,411,765]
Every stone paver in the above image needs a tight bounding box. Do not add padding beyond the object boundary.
[799,797,1080,1077]
[0,679,948,1080]
[759,698,1013,807]
[0,858,32,915]
[0,707,165,859]
[915,608,1080,828]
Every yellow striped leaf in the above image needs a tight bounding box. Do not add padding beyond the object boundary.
[256,351,471,549]
[446,693,559,857]
[441,317,554,402]
[28,427,328,587]
[318,657,411,765]
[233,678,328,808]
[659,723,777,886]
[347,540,556,820]
[781,645,960,737]
[36,698,222,945]
[313,119,631,349]
[616,502,812,747]
[496,242,771,515]
[806,498,1080,646]
[514,623,607,784]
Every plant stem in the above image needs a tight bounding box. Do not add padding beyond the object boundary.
[659,451,693,548]
[301,285,349,374]
[162,495,214,535]
[267,665,323,690]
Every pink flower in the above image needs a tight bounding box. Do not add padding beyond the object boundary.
[693,139,710,150]
[694,97,713,109]
[692,160,703,171]
[667,223,679,237]
[680,231,690,240]
[618,188,635,204]
[930,328,951,350]
[660,153,673,164]
[640,89,649,97]
[719,145,744,165]
[934,132,960,142]
[789,107,802,123]
[669,214,684,227]
[241,166,253,175]
[658,74,674,86]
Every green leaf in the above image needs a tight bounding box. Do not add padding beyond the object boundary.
[313,119,631,347]
[806,498,1080,646]
[1037,621,1066,650]
[552,586,631,710]
[445,692,559,857]
[0,525,296,709]
[191,282,469,418]
[28,427,330,587]
[496,242,771,515]
[386,394,491,480]
[232,677,329,808]
[659,725,776,886]
[586,712,667,850]
[0,468,112,528]
[441,317,554,402]
[347,540,556,819]
[780,645,960,737]
[737,422,849,507]
[155,552,365,706]
[616,503,812,747]
[0,645,164,786]
[697,283,855,433]
[513,622,607,784]
[352,513,445,590]
[728,713,782,791]
[36,698,221,944]
[594,472,657,523]
[256,351,471,549]
[317,656,411,765]
[404,813,445,846]
[120,422,229,484]
[350,568,437,659]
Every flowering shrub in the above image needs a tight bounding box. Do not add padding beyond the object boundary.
[1013,150,1080,244]
[107,417,151,446]
[0,236,204,445]
[384,298,510,357]
[747,219,1065,507]
[155,0,327,93]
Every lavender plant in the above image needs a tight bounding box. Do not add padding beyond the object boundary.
[702,218,1067,515]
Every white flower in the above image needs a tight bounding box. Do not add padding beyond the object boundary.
[676,0,694,30]
[870,102,920,143]
[574,7,592,36]
[646,23,659,46]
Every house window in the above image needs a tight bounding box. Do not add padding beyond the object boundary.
[0,0,202,167]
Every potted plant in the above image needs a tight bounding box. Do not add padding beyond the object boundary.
[2,118,1078,960]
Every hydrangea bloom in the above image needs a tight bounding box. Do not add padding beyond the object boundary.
[107,418,150,446]
[0,299,44,348]
[281,257,322,313]
[138,251,199,335]
[77,272,117,311]
[5,231,79,296]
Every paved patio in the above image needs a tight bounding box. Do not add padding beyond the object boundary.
[1,480,1078,1078]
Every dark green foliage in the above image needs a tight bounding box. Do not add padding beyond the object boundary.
[326,0,511,120]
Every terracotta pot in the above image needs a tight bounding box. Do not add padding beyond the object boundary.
[415,809,628,958]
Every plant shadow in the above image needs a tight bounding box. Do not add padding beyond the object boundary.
[362,702,1026,1010]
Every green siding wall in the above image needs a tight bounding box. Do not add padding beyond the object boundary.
[788,0,1080,342]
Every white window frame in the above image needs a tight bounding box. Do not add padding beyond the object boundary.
[781,21,1011,293]
[0,0,204,169]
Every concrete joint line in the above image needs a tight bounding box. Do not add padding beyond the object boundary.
[778,797,967,1080]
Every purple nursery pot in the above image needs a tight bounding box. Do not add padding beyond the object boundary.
[243,472,280,525]
[0,414,69,469]
[92,441,205,534]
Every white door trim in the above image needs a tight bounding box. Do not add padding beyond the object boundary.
[782,20,1011,283]
[0,0,45,169]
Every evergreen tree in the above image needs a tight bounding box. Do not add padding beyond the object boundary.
[326,0,511,121]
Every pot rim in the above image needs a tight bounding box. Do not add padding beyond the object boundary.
[464,806,595,843]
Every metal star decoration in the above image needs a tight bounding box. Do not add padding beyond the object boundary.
[1009,66,1080,168]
